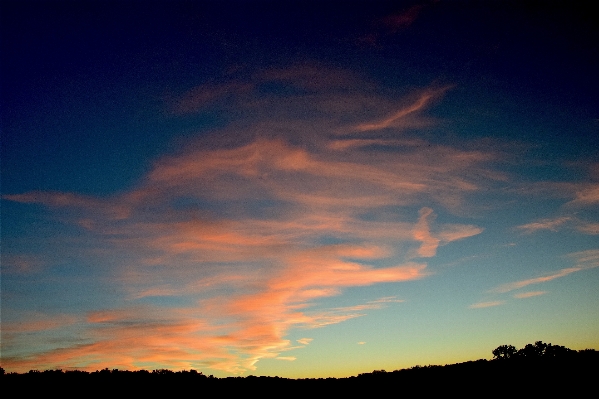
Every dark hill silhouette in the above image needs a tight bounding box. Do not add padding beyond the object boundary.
[2,342,597,395]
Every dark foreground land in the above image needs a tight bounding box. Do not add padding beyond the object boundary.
[2,342,598,395]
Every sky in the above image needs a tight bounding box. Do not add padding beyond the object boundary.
[1,0,598,377]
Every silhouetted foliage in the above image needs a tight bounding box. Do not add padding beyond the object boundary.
[492,344,517,360]
[2,342,597,395]
[492,341,578,360]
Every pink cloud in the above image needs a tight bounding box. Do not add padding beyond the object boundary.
[513,291,547,299]
[3,307,237,373]
[3,71,494,373]
[577,222,599,235]
[413,207,482,258]
[529,181,599,208]
[491,250,599,294]
[3,191,101,208]
[470,249,597,304]
[413,207,440,257]
[569,249,599,267]
[352,87,450,132]
[368,296,405,304]
[3,313,78,334]
[437,224,484,243]
[572,184,599,205]
[327,137,425,151]
[517,215,599,236]
[491,267,584,294]
[517,217,572,233]
[469,301,506,309]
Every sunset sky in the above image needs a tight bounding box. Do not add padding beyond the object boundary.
[2,1,598,377]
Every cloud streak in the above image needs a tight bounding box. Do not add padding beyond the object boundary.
[352,87,450,132]
[2,67,492,373]
[469,301,505,309]
[518,217,572,233]
[491,250,599,294]
[513,291,547,299]
[517,216,599,235]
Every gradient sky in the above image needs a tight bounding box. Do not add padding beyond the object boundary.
[2,0,598,377]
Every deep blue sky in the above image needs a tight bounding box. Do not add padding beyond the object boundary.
[4,1,597,195]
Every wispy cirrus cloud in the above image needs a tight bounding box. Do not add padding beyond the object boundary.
[2,66,493,373]
[517,217,572,233]
[413,207,440,257]
[1,254,46,275]
[413,207,482,258]
[490,250,599,294]
[576,222,599,235]
[2,312,78,334]
[569,184,599,206]
[3,307,234,372]
[517,216,599,235]
[513,291,547,299]
[492,267,585,294]
[469,301,505,309]
[570,249,599,267]
[296,338,313,345]
[352,86,451,132]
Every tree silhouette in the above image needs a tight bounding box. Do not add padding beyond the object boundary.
[492,344,517,360]
[517,341,547,358]
[493,341,583,360]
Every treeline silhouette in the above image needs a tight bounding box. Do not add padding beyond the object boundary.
[2,342,597,395]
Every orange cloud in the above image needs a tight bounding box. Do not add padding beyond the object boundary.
[3,307,238,373]
[3,71,493,373]
[2,313,77,334]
